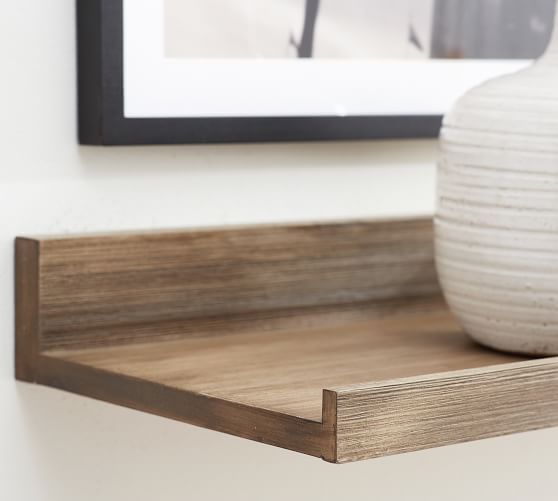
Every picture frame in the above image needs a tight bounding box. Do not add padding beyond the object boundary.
[77,0,535,145]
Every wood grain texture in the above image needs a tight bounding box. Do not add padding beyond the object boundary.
[15,218,558,463]
[51,307,525,422]
[36,356,328,459]
[15,238,40,382]
[35,218,438,351]
[332,358,558,463]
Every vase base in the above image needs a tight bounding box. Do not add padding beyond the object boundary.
[467,331,558,357]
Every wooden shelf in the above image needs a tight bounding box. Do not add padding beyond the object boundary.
[15,218,558,463]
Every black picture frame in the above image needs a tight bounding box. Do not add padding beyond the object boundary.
[77,0,442,145]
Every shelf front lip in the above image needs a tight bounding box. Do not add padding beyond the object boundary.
[330,357,558,463]
[33,352,558,464]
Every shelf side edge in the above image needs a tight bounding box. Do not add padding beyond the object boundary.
[15,238,41,382]
[35,355,333,460]
[332,358,558,463]
[321,389,339,463]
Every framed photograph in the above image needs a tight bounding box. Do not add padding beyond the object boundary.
[78,0,555,145]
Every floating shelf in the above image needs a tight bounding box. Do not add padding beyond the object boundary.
[15,218,558,463]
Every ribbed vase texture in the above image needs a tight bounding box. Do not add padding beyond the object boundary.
[436,10,558,355]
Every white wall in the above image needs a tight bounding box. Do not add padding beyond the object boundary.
[1,2,557,500]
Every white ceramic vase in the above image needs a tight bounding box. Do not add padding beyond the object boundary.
[436,5,558,355]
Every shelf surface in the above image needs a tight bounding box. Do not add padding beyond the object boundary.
[16,218,558,463]
[48,306,526,422]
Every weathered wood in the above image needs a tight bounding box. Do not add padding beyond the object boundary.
[333,359,558,463]
[36,356,328,459]
[35,218,438,351]
[14,218,558,463]
[15,238,40,382]
[52,307,524,422]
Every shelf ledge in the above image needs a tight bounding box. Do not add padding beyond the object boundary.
[15,218,558,463]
